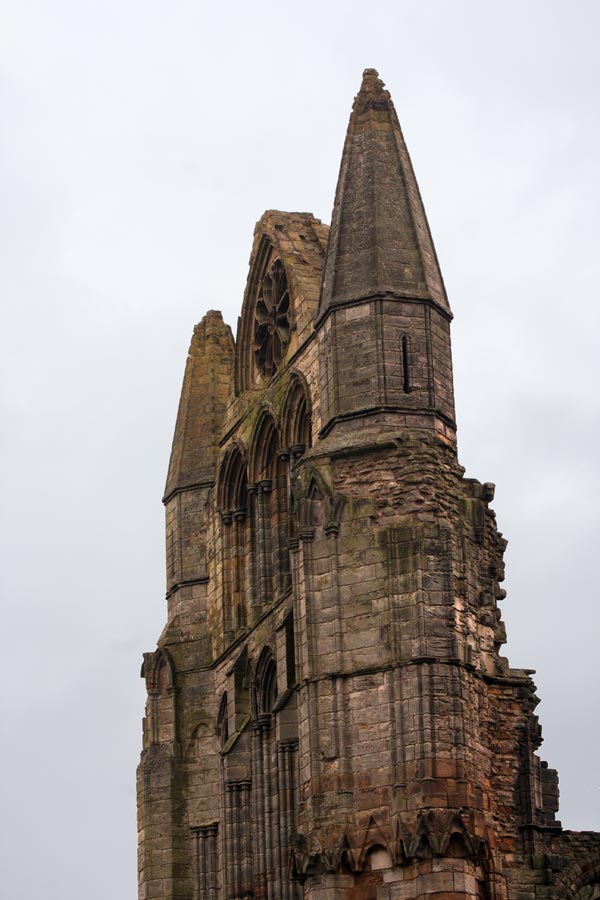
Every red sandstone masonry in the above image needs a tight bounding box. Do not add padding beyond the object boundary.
[137,69,600,900]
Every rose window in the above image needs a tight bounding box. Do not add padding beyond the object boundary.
[253,259,291,377]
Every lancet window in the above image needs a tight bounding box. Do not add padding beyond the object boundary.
[218,378,312,631]
[256,648,278,716]
[141,648,176,748]
[248,649,299,900]
[251,414,291,602]
[219,448,250,633]
[281,375,312,551]
[282,375,312,460]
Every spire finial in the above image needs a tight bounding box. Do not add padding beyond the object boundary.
[319,69,449,316]
[362,67,379,81]
[351,68,390,118]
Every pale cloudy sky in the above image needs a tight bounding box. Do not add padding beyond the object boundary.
[1,2,599,898]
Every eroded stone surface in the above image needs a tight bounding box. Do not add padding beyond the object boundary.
[137,69,600,900]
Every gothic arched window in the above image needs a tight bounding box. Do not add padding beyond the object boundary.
[255,648,278,717]
[282,374,312,458]
[142,649,176,748]
[281,376,313,556]
[251,414,291,601]
[218,447,249,633]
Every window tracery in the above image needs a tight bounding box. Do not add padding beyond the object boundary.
[253,258,291,377]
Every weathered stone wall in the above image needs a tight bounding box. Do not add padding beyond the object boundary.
[137,69,600,900]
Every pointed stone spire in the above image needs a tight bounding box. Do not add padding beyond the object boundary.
[319,69,449,317]
[164,310,234,500]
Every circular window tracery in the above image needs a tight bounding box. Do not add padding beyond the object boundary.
[253,258,291,377]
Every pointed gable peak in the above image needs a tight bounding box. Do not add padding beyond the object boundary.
[359,66,383,88]
[351,68,391,120]
[193,308,230,339]
[164,310,234,501]
[319,69,449,318]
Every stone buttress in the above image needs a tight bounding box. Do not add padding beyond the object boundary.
[137,70,600,900]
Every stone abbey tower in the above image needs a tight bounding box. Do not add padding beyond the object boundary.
[137,70,600,900]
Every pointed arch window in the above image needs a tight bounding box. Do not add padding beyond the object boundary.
[283,375,312,459]
[251,414,291,602]
[252,649,277,895]
[281,376,313,558]
[218,448,250,634]
[141,649,176,748]
[256,649,278,716]
[251,646,300,898]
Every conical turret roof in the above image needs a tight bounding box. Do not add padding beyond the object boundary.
[319,69,449,317]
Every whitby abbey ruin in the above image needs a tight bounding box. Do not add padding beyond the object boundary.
[137,70,600,900]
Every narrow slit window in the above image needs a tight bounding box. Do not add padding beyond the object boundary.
[284,613,296,687]
[217,693,229,747]
[402,335,410,393]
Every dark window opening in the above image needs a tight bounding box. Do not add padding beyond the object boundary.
[217,693,229,746]
[402,335,410,393]
[284,613,296,687]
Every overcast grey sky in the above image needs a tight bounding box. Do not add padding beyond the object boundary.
[1,1,599,898]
